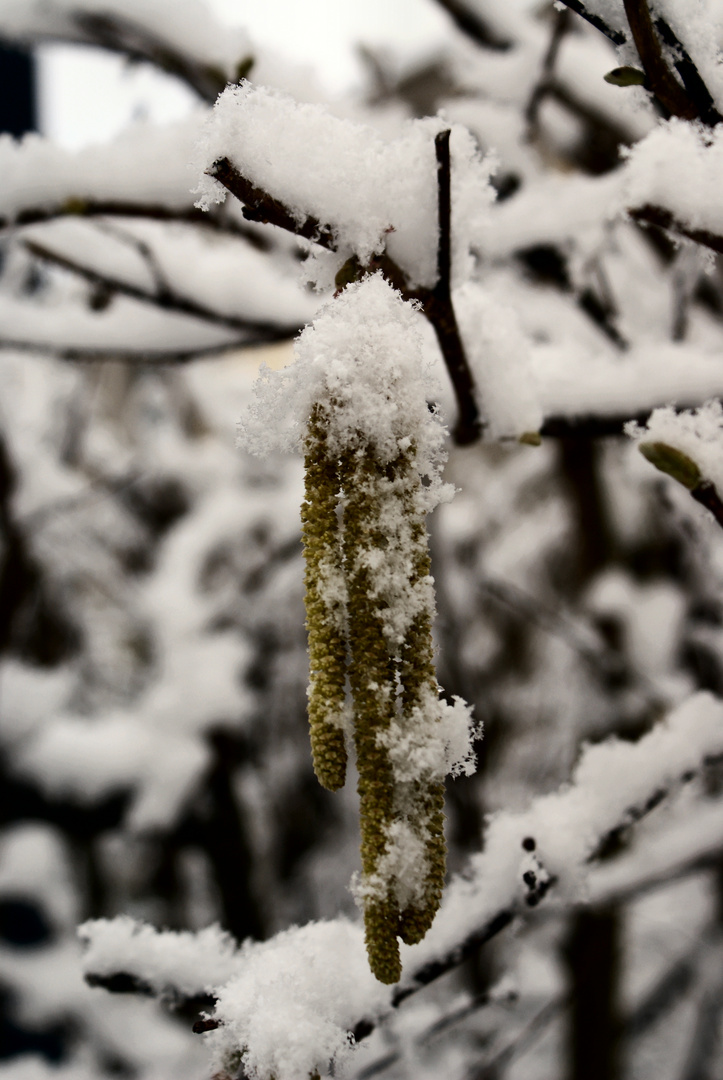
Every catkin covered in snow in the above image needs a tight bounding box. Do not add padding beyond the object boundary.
[239,274,477,982]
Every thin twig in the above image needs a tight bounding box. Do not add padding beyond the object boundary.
[630,204,723,257]
[555,0,626,46]
[23,237,302,340]
[431,0,513,50]
[525,8,572,137]
[653,17,722,126]
[622,0,699,120]
[0,338,271,364]
[71,11,250,104]
[208,158,337,249]
[421,130,482,444]
[691,480,723,530]
[1,201,268,248]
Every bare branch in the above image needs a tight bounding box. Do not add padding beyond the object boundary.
[23,237,302,340]
[1,200,269,248]
[420,130,482,444]
[622,0,700,120]
[0,338,275,364]
[525,8,572,137]
[653,17,723,126]
[630,204,723,257]
[207,158,337,249]
[554,0,627,47]
[431,0,513,51]
[70,10,250,104]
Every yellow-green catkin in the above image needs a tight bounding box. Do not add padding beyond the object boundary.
[342,448,401,985]
[397,477,446,946]
[301,404,348,792]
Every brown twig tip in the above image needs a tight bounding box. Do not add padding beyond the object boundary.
[691,480,723,531]
[208,158,337,250]
[192,1018,221,1034]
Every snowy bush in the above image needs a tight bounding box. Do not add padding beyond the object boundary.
[4,2,723,1080]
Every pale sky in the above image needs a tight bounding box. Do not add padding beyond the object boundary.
[38,0,450,148]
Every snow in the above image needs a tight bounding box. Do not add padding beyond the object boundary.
[0,117,205,221]
[239,274,450,479]
[0,0,254,82]
[454,282,542,439]
[620,118,723,234]
[79,693,723,1079]
[196,82,494,289]
[79,917,241,998]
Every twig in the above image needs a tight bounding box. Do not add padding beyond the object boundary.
[0,338,271,364]
[23,237,302,340]
[630,204,723,257]
[555,0,626,47]
[525,8,572,137]
[71,11,250,104]
[421,130,482,444]
[1,201,268,248]
[691,480,723,531]
[207,158,337,250]
[431,0,513,51]
[621,0,699,120]
[653,17,722,126]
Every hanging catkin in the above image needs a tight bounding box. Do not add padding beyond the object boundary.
[301,411,462,983]
[242,274,477,986]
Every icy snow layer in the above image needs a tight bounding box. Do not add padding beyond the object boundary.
[80,693,723,1080]
[196,82,495,290]
[240,274,451,494]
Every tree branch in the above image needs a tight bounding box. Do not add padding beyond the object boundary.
[23,237,302,340]
[653,17,723,126]
[208,137,483,445]
[554,1,627,47]
[1,201,268,248]
[207,158,337,249]
[421,130,482,445]
[691,480,723,531]
[0,339,270,364]
[622,0,700,120]
[431,0,513,51]
[525,8,572,137]
[70,11,251,104]
[630,204,723,257]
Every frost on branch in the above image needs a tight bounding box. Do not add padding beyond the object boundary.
[239,275,477,983]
